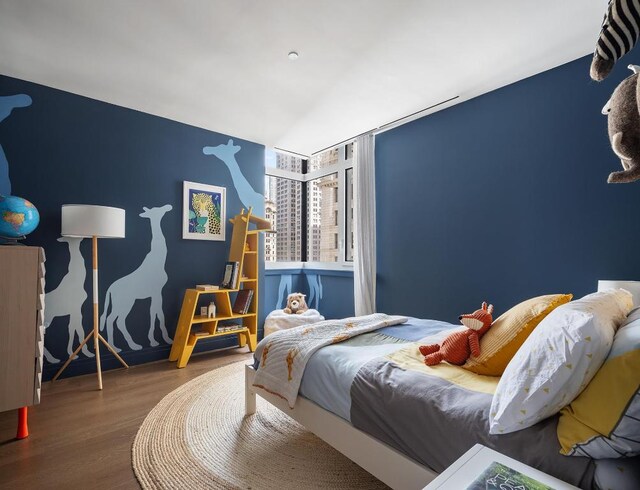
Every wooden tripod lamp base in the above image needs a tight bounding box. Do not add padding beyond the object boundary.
[52,205,127,390]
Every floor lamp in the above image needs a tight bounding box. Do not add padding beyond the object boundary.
[53,204,128,390]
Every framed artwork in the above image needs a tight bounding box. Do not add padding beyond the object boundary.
[182,181,226,241]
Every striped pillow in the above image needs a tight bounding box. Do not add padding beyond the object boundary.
[591,0,640,80]
[463,294,572,376]
[557,308,640,458]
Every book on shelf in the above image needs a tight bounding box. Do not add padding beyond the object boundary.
[218,323,243,333]
[220,261,240,289]
[234,266,241,288]
[196,284,219,291]
[232,289,254,315]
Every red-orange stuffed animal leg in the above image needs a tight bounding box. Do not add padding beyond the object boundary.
[424,352,443,366]
[419,344,439,356]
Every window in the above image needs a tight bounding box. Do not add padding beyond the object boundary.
[307,173,338,262]
[308,147,338,172]
[265,143,355,267]
[264,151,304,262]
[265,150,304,174]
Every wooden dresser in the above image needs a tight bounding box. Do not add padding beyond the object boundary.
[0,246,46,414]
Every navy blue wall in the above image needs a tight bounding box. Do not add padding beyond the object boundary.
[376,56,640,323]
[309,271,354,319]
[0,75,265,379]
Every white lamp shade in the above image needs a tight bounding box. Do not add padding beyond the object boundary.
[61,205,125,238]
[598,280,640,308]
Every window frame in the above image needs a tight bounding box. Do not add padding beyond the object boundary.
[265,146,354,271]
[345,166,355,262]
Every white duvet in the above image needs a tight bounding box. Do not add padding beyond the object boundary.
[253,313,408,408]
[264,309,324,336]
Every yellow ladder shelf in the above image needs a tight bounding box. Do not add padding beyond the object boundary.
[169,208,271,368]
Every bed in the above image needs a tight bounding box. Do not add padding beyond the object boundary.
[245,316,635,489]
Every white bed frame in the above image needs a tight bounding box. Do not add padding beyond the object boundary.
[245,364,437,490]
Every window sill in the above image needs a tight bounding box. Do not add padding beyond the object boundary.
[265,262,304,270]
[304,261,353,271]
[265,262,354,277]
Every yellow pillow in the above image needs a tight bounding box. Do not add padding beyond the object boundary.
[463,294,572,376]
[557,315,640,458]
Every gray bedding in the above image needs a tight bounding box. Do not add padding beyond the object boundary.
[350,357,595,488]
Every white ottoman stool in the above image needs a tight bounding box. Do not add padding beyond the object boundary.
[264,309,325,336]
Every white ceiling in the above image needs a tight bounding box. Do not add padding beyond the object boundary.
[0,0,605,156]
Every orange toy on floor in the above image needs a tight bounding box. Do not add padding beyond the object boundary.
[419,302,494,366]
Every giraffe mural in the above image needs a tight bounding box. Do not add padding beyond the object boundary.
[202,139,263,212]
[0,94,32,196]
[277,274,293,310]
[306,273,323,310]
[43,237,89,363]
[100,204,173,351]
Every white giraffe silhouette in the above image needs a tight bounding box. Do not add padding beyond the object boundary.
[100,204,173,351]
[306,273,323,310]
[44,237,90,362]
[1,94,32,196]
[277,274,292,310]
[202,139,263,211]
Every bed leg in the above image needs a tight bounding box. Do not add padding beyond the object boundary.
[245,367,256,416]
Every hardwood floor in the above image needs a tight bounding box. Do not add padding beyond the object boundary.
[0,348,253,490]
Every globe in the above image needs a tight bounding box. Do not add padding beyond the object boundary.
[0,195,40,238]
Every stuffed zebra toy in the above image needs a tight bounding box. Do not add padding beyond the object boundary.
[591,0,640,81]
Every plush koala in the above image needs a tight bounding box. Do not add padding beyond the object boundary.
[283,293,308,315]
[602,65,640,183]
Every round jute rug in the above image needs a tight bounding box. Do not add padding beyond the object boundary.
[132,361,388,489]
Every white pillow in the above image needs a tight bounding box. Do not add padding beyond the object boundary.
[489,289,632,434]
[264,309,325,336]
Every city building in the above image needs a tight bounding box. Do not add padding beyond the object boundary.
[264,198,277,263]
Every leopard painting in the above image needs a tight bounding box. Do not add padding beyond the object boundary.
[191,192,221,235]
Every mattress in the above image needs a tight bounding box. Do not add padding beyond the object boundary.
[256,317,640,489]
[298,318,597,487]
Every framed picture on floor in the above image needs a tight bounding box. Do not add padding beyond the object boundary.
[182,181,226,241]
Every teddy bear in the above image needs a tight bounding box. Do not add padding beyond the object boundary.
[419,302,494,366]
[601,65,640,183]
[283,292,308,315]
